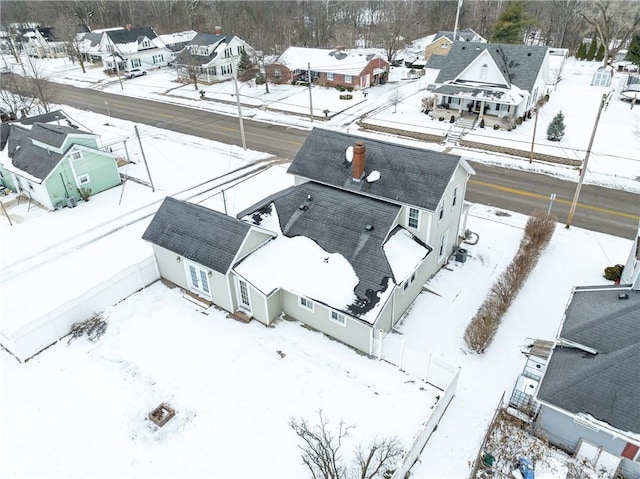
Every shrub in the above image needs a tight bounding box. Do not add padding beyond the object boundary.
[604,264,624,281]
[464,211,556,353]
[438,116,445,121]
[346,86,353,92]
[68,313,108,343]
[255,74,265,85]
[335,84,345,91]
[77,187,92,201]
[479,119,485,128]
[339,94,353,100]
[493,124,500,130]
[450,115,455,123]
[516,117,523,125]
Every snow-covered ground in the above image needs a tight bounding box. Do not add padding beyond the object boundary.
[0,53,637,478]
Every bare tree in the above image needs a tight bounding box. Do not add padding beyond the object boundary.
[0,73,35,118]
[581,0,640,66]
[52,14,87,73]
[354,437,403,479]
[23,56,58,114]
[290,410,402,479]
[290,411,351,479]
[388,90,403,114]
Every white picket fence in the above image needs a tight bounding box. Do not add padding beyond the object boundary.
[0,256,159,362]
[371,330,460,479]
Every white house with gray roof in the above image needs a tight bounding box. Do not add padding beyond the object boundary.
[524,230,640,478]
[426,41,550,129]
[142,129,473,355]
[173,31,253,83]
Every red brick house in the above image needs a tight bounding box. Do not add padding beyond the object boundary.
[266,47,389,89]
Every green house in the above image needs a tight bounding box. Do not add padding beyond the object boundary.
[0,122,121,209]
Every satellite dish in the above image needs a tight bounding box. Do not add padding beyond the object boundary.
[345,146,354,163]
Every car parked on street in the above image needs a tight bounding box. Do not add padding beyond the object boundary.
[124,68,146,79]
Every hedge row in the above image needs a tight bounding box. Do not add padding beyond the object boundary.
[463,211,556,353]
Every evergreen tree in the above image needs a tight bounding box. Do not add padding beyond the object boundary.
[586,37,597,61]
[595,44,605,62]
[576,42,587,60]
[628,34,640,67]
[547,111,566,141]
[237,50,257,82]
[490,0,532,44]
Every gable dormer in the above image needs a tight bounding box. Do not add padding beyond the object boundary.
[139,36,153,50]
[454,48,509,88]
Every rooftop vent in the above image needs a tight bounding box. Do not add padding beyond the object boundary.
[365,224,374,231]
[527,52,532,56]
[618,293,629,300]
[298,204,308,211]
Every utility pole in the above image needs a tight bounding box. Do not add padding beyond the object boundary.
[528,107,539,164]
[114,52,124,90]
[453,0,463,39]
[233,73,247,150]
[565,93,608,229]
[308,62,314,122]
[134,125,155,192]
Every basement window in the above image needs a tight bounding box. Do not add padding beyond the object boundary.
[330,310,346,326]
[299,296,314,312]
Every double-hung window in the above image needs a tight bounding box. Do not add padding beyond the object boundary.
[408,207,420,229]
[330,310,346,326]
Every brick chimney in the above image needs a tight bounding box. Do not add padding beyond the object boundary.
[352,141,365,181]
[214,26,223,35]
[125,23,132,31]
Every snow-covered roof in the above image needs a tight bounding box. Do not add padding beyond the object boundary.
[158,30,197,46]
[275,47,386,75]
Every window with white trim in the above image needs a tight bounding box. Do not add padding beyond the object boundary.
[225,47,232,58]
[327,72,335,81]
[71,151,82,160]
[408,207,420,229]
[221,64,232,75]
[153,54,164,64]
[77,173,90,185]
[438,198,446,221]
[141,39,152,49]
[330,310,346,326]
[130,58,141,68]
[452,186,458,207]
[237,45,245,55]
[480,63,488,81]
[344,74,353,84]
[299,296,314,312]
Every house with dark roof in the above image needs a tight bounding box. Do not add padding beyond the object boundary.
[266,47,389,89]
[426,41,550,129]
[142,129,473,354]
[81,25,172,73]
[423,29,487,62]
[0,114,121,210]
[173,29,254,83]
[514,229,640,478]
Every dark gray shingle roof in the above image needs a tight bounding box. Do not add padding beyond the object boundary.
[106,26,158,45]
[142,197,251,274]
[537,287,640,433]
[7,123,94,180]
[239,182,413,316]
[175,33,234,67]
[287,129,462,211]
[434,41,548,92]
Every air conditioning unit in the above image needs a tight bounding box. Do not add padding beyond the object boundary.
[66,197,77,208]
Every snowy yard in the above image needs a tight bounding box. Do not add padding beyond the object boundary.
[0,52,637,479]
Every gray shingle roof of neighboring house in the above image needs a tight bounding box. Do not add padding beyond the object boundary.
[175,33,234,67]
[238,182,429,316]
[1,111,70,152]
[106,26,158,45]
[536,286,640,433]
[142,197,251,274]
[6,123,96,180]
[434,41,548,93]
[287,128,462,212]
